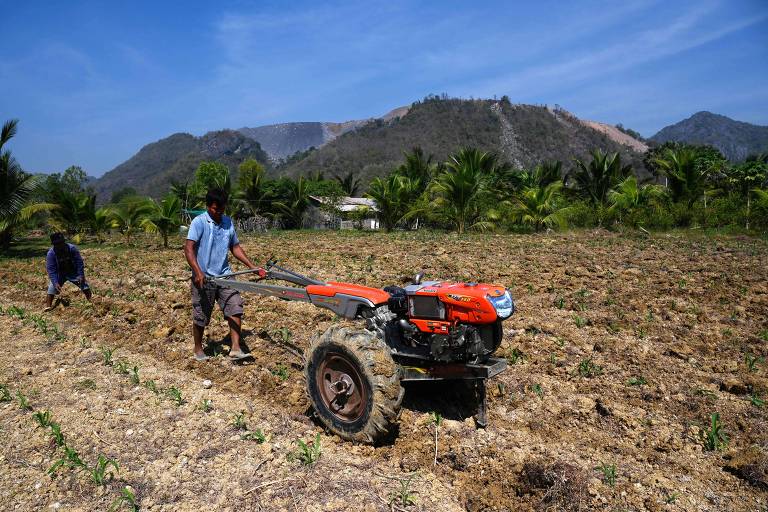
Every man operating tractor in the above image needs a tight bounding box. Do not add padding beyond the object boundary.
[184,188,264,361]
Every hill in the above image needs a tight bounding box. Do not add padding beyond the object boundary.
[275,99,647,185]
[93,130,270,202]
[237,106,411,162]
[650,111,768,161]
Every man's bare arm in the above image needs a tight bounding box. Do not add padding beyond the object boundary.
[184,240,205,288]
[231,244,257,270]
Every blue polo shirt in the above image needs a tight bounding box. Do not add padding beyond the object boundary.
[186,212,240,277]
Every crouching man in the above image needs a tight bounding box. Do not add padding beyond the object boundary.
[45,232,92,311]
[184,188,264,361]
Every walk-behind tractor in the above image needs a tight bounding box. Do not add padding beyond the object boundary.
[212,260,515,444]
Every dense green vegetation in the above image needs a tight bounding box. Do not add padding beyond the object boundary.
[2,116,767,249]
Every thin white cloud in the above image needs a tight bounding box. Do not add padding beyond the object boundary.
[468,4,768,100]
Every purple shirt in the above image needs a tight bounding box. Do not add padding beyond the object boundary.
[46,243,85,285]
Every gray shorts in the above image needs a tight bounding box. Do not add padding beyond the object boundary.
[48,275,90,295]
[191,281,244,327]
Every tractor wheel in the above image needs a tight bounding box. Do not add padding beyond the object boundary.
[304,326,403,444]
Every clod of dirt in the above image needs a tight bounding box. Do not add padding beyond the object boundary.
[521,459,588,511]
[724,446,768,490]
[719,378,749,395]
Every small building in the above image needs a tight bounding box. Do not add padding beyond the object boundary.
[307,196,380,230]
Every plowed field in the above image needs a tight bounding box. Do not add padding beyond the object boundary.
[1,230,767,511]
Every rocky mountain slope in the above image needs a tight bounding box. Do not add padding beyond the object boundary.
[275,99,647,185]
[93,130,270,202]
[650,111,768,161]
[237,106,411,162]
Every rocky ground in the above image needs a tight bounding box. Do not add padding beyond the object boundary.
[0,230,767,511]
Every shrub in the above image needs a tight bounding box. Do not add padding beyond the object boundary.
[564,200,599,228]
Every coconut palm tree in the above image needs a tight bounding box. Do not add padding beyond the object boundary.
[509,182,570,231]
[607,176,666,223]
[506,161,563,192]
[333,171,361,197]
[48,189,97,234]
[571,150,633,205]
[0,119,55,248]
[91,208,113,243]
[274,176,311,229]
[110,196,155,245]
[651,147,712,207]
[365,174,415,232]
[236,163,272,217]
[142,194,182,248]
[430,148,501,234]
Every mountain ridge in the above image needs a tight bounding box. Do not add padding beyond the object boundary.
[650,111,768,161]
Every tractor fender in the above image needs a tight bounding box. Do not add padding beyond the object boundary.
[308,293,376,319]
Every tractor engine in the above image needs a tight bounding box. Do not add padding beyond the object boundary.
[369,280,515,364]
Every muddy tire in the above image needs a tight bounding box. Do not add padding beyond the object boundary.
[304,326,403,444]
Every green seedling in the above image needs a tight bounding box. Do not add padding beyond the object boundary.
[49,445,87,475]
[577,358,603,378]
[293,433,322,465]
[48,422,66,447]
[759,329,768,342]
[199,399,213,412]
[241,429,266,443]
[389,472,419,507]
[749,394,764,408]
[574,315,587,328]
[278,326,292,342]
[531,383,544,398]
[6,305,26,318]
[88,455,119,485]
[165,386,185,406]
[129,366,140,385]
[114,361,130,375]
[596,463,617,487]
[271,363,290,381]
[232,411,248,430]
[664,491,679,504]
[627,376,647,386]
[79,337,92,348]
[702,413,728,451]
[0,384,11,402]
[109,486,138,512]
[745,353,764,373]
[555,296,565,309]
[16,390,31,411]
[101,347,114,366]
[33,410,52,429]
[508,347,525,365]
[143,380,159,394]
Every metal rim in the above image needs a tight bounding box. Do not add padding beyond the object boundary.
[316,350,368,424]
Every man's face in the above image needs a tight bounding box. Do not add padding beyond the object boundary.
[53,241,67,253]
[207,201,225,223]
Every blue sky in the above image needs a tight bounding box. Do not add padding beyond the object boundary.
[1,0,766,176]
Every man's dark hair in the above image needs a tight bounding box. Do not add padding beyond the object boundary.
[205,188,229,207]
[50,232,65,245]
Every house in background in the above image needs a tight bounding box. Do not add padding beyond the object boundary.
[307,196,379,230]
